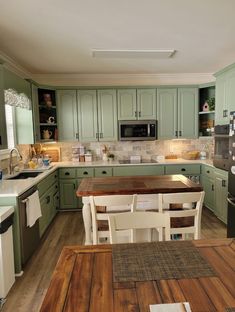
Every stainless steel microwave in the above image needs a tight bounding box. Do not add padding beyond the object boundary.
[118,120,157,141]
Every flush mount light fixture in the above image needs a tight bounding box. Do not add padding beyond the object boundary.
[91,49,176,59]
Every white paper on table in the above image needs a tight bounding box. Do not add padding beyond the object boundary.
[150,302,192,312]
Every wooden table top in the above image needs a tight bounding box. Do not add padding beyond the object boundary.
[40,238,235,312]
[76,174,202,196]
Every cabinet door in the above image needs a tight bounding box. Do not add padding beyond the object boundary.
[157,88,177,139]
[31,84,40,142]
[77,90,98,141]
[201,176,215,212]
[215,74,228,125]
[178,88,198,139]
[98,90,117,141]
[214,170,228,224]
[137,89,156,120]
[59,179,78,209]
[226,68,235,117]
[57,90,78,141]
[117,89,137,120]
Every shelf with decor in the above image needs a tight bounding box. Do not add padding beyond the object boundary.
[199,84,215,137]
[38,88,58,141]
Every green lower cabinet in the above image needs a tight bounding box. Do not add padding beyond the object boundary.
[113,165,164,176]
[214,168,228,224]
[59,179,78,209]
[39,192,53,237]
[201,175,215,212]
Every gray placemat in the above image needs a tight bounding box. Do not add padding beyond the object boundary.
[112,241,216,282]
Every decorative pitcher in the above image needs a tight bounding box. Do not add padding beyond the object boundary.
[43,129,52,139]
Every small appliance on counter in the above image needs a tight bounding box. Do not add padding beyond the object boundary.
[130,155,141,163]
[199,151,207,160]
[151,155,165,162]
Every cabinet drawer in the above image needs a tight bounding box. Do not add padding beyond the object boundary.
[165,164,201,175]
[59,168,76,179]
[94,167,113,177]
[113,165,164,176]
[77,168,94,177]
[38,171,58,196]
[201,165,214,179]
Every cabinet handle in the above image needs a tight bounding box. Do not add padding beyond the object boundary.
[96,133,99,139]
[76,133,79,139]
[135,111,137,117]
[0,135,2,145]
[100,133,103,138]
[55,175,57,178]
[83,171,88,175]
[65,172,70,176]
[225,110,228,117]
[139,111,141,117]
[46,195,50,204]
[179,130,182,137]
[206,170,210,174]
[175,130,178,137]
[212,184,214,191]
[73,183,76,190]
[181,168,186,172]
[102,171,107,174]
[222,180,226,187]
[55,185,58,189]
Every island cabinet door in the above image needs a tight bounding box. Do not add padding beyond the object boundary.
[59,179,78,210]
[57,90,78,141]
[178,88,198,139]
[117,89,137,120]
[137,89,156,120]
[77,90,98,141]
[97,90,118,141]
[157,88,177,139]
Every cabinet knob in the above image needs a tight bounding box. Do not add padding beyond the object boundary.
[65,172,70,176]
[206,170,210,174]
[46,195,50,204]
[102,171,107,174]
[55,185,58,189]
[83,171,88,175]
[55,175,57,178]
[181,168,186,172]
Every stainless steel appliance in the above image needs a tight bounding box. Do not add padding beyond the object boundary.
[18,186,40,265]
[213,124,230,171]
[119,120,157,141]
[227,111,235,237]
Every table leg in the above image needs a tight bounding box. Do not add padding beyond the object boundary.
[82,197,92,245]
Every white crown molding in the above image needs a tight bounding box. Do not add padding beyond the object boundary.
[31,73,215,86]
[0,50,31,78]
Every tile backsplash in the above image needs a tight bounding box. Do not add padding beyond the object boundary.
[16,138,214,162]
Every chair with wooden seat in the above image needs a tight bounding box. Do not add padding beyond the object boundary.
[158,191,205,240]
[89,194,137,244]
[108,211,171,244]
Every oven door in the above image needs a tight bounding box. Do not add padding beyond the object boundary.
[213,135,230,171]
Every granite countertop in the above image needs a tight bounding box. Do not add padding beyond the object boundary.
[0,159,214,197]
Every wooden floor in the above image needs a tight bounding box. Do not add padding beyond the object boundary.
[1,208,226,312]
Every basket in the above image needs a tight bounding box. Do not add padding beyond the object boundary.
[182,151,200,160]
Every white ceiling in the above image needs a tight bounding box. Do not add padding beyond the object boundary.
[0,0,235,81]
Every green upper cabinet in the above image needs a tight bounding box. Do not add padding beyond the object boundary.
[118,89,156,120]
[78,89,117,142]
[77,90,98,141]
[97,89,117,141]
[57,90,78,141]
[178,88,198,139]
[117,89,137,120]
[31,83,40,142]
[157,87,198,139]
[215,64,235,125]
[0,65,7,149]
[157,88,177,139]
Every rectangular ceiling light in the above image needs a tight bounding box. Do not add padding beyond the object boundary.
[91,49,176,59]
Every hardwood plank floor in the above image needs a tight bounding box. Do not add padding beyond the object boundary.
[1,208,226,312]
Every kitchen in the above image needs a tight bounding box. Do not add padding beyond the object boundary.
[0,1,235,311]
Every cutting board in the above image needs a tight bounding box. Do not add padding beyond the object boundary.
[44,148,60,162]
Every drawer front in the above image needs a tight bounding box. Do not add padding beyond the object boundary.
[165,164,201,175]
[77,168,94,178]
[38,171,58,197]
[94,167,113,177]
[113,165,164,176]
[59,168,76,179]
[201,165,214,179]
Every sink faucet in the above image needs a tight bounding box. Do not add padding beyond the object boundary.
[9,148,22,174]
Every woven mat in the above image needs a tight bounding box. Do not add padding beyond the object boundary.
[225,308,235,312]
[112,241,216,282]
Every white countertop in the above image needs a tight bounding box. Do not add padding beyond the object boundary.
[0,159,214,198]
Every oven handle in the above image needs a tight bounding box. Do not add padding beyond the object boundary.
[227,197,235,207]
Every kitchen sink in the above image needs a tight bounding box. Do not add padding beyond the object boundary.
[6,171,43,180]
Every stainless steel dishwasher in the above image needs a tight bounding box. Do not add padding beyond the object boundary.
[18,186,40,265]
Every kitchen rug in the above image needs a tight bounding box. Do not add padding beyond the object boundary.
[112,240,216,282]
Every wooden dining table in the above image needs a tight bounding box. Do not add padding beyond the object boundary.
[40,238,235,312]
[76,174,203,245]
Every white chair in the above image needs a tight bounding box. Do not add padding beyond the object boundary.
[158,191,205,240]
[89,194,137,244]
[108,211,171,244]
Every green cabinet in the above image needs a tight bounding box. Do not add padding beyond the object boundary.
[165,164,201,175]
[0,65,7,149]
[31,84,40,142]
[59,179,78,210]
[118,89,156,120]
[215,65,235,125]
[157,88,198,139]
[201,165,215,212]
[214,168,228,224]
[57,90,78,141]
[78,89,117,141]
[113,165,164,176]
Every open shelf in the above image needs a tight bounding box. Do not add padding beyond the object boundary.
[199,85,215,137]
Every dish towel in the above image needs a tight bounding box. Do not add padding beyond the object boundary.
[25,190,42,227]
